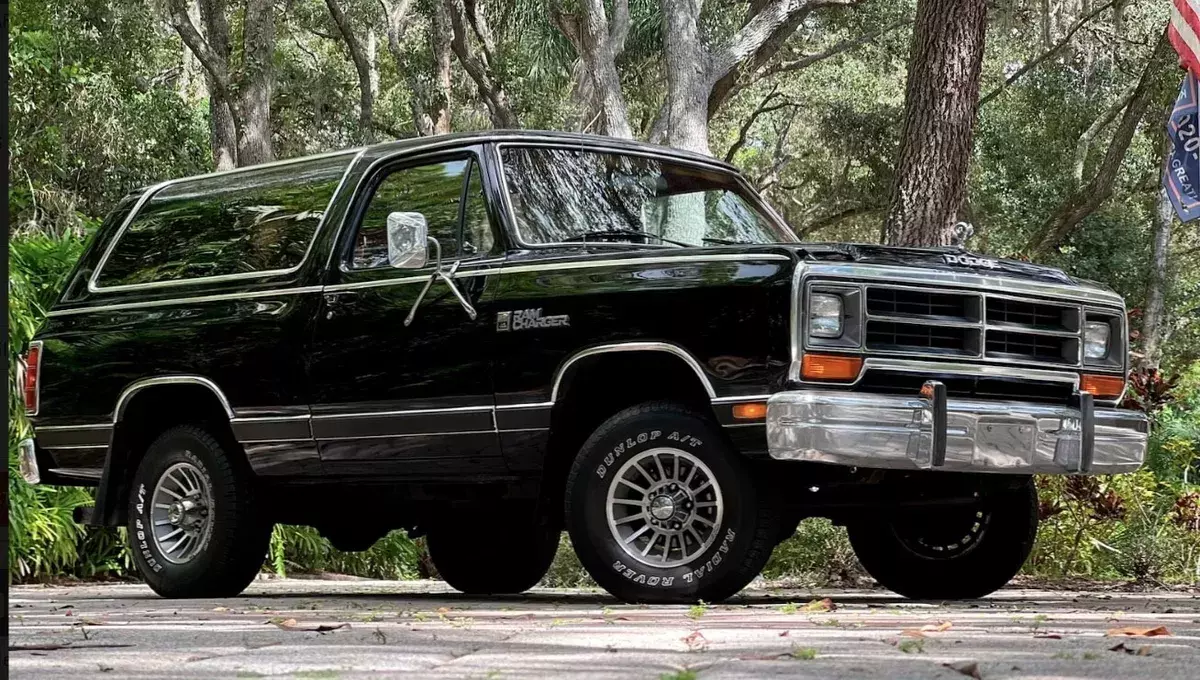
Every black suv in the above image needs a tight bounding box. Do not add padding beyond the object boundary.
[17,131,1148,603]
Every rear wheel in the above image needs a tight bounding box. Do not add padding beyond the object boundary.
[565,402,777,604]
[127,424,270,598]
[426,510,560,595]
[847,478,1038,600]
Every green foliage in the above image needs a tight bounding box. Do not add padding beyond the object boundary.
[762,518,864,585]
[269,526,422,581]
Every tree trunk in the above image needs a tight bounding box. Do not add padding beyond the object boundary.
[197,0,236,169]
[431,0,453,134]
[1140,117,1174,369]
[660,0,710,154]
[237,0,275,165]
[553,0,633,138]
[325,0,375,143]
[209,95,238,170]
[884,0,987,247]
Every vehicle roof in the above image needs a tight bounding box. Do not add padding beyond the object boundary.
[133,130,741,194]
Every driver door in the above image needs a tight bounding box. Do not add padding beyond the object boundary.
[307,148,505,477]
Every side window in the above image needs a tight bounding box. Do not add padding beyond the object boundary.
[94,154,350,288]
[352,159,469,269]
[462,161,495,256]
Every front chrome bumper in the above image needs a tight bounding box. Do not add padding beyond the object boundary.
[766,390,1148,475]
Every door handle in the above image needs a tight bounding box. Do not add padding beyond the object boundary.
[323,291,353,319]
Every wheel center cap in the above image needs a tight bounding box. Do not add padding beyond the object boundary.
[649,495,675,520]
[167,504,183,524]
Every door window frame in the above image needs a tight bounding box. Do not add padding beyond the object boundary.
[333,147,502,280]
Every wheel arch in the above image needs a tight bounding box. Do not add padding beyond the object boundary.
[90,376,240,527]
[539,343,721,522]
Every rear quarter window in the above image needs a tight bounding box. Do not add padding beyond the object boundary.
[94,154,352,288]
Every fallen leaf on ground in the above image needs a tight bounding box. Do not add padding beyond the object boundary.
[1105,626,1171,637]
[778,630,790,637]
[943,660,982,679]
[211,606,231,612]
[900,629,928,638]
[1033,634,1062,639]
[682,630,708,651]
[922,622,953,633]
[802,598,836,612]
[269,618,349,633]
[1109,642,1153,655]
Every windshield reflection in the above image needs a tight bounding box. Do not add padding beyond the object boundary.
[500,147,791,247]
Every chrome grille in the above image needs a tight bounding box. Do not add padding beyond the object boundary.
[855,285,1108,369]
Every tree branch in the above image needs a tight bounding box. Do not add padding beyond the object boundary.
[1026,30,1170,259]
[165,0,234,107]
[724,86,792,162]
[707,0,858,86]
[610,0,630,57]
[1072,85,1135,189]
[980,0,1117,107]
[325,0,375,142]
[759,17,912,79]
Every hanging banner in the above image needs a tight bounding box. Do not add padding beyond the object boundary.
[1166,0,1200,221]
[1164,72,1200,223]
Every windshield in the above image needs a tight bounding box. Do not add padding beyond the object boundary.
[499,146,795,247]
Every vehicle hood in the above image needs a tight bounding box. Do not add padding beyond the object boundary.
[791,242,1104,289]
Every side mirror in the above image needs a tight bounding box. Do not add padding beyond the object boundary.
[386,211,428,268]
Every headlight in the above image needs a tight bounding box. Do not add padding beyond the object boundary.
[809,293,843,338]
[1083,321,1110,360]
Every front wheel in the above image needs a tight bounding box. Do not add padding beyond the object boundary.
[847,478,1039,600]
[565,402,778,604]
[127,424,270,598]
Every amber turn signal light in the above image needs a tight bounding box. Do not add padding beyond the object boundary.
[1080,374,1124,399]
[732,402,768,420]
[801,353,863,381]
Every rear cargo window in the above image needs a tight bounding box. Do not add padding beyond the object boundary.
[94,153,352,288]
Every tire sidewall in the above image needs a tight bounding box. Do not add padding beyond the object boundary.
[850,480,1038,599]
[128,430,224,589]
[567,407,761,602]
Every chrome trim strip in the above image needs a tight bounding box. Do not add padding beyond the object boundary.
[229,414,312,423]
[41,443,108,450]
[322,266,498,293]
[854,357,1082,388]
[501,253,789,277]
[114,376,234,423]
[711,394,773,404]
[315,429,497,441]
[495,402,554,410]
[805,263,1124,305]
[47,286,323,317]
[34,423,113,431]
[314,405,496,419]
[788,262,808,382]
[47,468,103,480]
[88,148,366,294]
[496,427,550,433]
[242,438,316,444]
[552,342,716,401]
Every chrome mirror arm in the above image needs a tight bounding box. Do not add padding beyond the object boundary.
[403,237,478,326]
[404,237,442,327]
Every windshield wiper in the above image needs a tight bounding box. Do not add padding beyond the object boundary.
[702,237,752,245]
[564,230,691,248]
